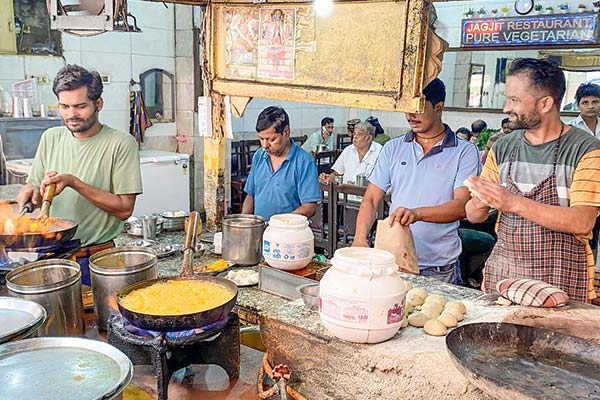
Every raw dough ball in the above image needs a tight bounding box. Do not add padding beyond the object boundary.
[408,288,427,300]
[424,319,447,336]
[408,312,428,327]
[421,301,443,315]
[425,294,447,307]
[406,292,425,307]
[402,280,413,291]
[445,307,464,322]
[405,302,414,315]
[420,306,441,320]
[400,316,409,328]
[495,296,513,306]
[445,301,467,314]
[437,311,458,328]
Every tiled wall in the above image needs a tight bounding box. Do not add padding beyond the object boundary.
[0,0,183,142]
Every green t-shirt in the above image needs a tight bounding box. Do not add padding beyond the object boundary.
[27,125,143,246]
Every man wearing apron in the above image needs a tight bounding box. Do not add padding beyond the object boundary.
[465,58,600,303]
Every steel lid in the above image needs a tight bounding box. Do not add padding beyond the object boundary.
[0,297,47,344]
[6,260,81,294]
[89,246,157,275]
[0,337,133,400]
[223,214,266,228]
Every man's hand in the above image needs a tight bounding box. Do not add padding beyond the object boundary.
[465,176,520,213]
[41,171,77,197]
[388,207,420,226]
[17,184,42,210]
[352,237,369,247]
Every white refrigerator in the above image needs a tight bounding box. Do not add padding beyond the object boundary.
[6,150,190,216]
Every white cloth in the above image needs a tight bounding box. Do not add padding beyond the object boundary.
[568,115,600,137]
[332,142,382,184]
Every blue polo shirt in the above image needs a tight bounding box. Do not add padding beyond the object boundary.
[244,139,321,220]
[369,126,481,268]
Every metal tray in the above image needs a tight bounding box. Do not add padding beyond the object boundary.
[0,297,46,344]
[0,337,133,400]
[258,262,328,300]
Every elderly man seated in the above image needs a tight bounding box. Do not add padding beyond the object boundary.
[320,121,382,184]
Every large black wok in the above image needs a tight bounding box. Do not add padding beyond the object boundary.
[0,184,78,249]
[446,322,600,400]
[116,211,238,331]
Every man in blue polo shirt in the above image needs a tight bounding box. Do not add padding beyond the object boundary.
[353,78,481,284]
[242,106,321,220]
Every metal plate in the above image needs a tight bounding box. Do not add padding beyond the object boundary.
[218,267,259,287]
[0,297,46,344]
[446,323,600,400]
[199,232,215,243]
[0,337,133,400]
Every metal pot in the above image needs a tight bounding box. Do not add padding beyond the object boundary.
[222,214,266,265]
[89,247,158,330]
[160,210,189,231]
[126,216,163,236]
[6,260,84,337]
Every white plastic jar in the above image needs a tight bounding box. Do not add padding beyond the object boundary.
[263,213,314,270]
[319,247,406,344]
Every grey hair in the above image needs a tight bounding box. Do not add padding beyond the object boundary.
[354,121,375,137]
[53,64,103,101]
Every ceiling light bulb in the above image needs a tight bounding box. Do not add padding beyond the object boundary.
[314,0,333,17]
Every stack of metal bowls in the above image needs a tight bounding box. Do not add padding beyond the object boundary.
[126,216,163,236]
[0,297,47,344]
[160,210,189,231]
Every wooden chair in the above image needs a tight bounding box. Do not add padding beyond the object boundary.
[309,181,335,256]
[292,135,308,146]
[336,133,352,151]
[314,150,337,175]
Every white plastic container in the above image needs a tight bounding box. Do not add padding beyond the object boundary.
[263,214,314,270]
[319,247,406,344]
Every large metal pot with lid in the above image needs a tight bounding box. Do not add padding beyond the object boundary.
[222,214,266,265]
[89,246,158,330]
[6,260,84,336]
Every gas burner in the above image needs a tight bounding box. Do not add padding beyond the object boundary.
[107,313,240,400]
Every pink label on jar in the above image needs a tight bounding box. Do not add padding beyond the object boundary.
[387,303,404,324]
[320,293,369,324]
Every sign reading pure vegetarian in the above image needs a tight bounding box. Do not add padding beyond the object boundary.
[461,13,598,48]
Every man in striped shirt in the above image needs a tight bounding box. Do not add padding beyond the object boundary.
[465,58,600,303]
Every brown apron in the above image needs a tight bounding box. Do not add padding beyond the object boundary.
[484,131,589,302]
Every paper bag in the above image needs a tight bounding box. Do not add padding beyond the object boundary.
[374,218,419,274]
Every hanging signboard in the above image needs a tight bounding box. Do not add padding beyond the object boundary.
[461,13,598,48]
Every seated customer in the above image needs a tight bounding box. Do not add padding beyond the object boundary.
[456,127,472,141]
[302,117,335,153]
[243,106,321,220]
[324,122,382,184]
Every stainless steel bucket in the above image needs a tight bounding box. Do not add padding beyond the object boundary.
[222,214,266,265]
[6,260,84,337]
[89,246,158,330]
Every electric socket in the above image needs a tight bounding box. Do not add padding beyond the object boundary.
[30,75,50,85]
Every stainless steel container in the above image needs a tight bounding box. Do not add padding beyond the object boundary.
[222,214,266,265]
[89,247,158,330]
[160,210,188,231]
[6,260,84,337]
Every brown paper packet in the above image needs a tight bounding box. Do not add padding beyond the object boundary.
[374,218,419,274]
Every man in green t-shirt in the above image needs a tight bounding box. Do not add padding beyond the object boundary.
[17,64,143,285]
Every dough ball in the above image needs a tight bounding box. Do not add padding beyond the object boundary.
[445,307,464,322]
[437,311,458,328]
[408,312,428,327]
[406,292,425,307]
[421,301,443,315]
[402,280,413,291]
[420,306,441,320]
[405,302,414,315]
[425,294,447,307]
[400,316,409,328]
[424,319,447,336]
[408,288,428,300]
[445,301,467,314]
[495,296,513,306]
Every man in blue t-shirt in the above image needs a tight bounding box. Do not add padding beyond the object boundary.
[243,106,321,221]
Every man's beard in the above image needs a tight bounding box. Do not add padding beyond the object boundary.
[507,112,541,130]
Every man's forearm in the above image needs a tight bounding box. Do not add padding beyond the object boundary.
[293,202,317,218]
[71,178,134,220]
[414,199,467,224]
[354,200,377,241]
[466,199,489,223]
[242,195,254,214]
[511,197,596,236]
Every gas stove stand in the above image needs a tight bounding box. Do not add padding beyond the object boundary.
[107,312,240,400]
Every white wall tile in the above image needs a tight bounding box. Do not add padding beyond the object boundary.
[0,56,25,80]
[175,57,194,84]
[128,0,175,31]
[99,82,130,112]
[61,34,81,52]
[145,121,177,137]
[131,28,174,58]
[62,50,82,65]
[24,56,65,80]
[80,32,132,55]
[100,109,131,133]
[131,55,175,79]
[175,5,193,31]
[81,51,132,83]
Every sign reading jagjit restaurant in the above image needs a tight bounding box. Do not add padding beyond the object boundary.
[461,13,598,48]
